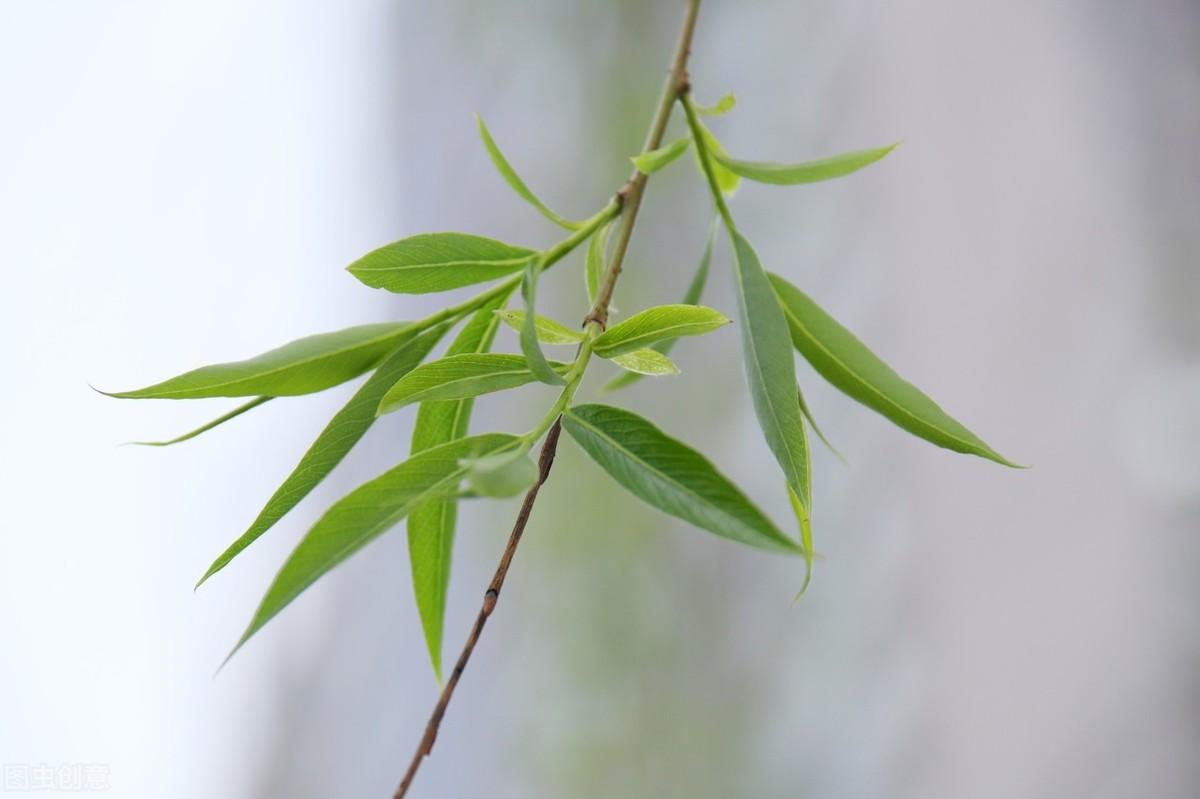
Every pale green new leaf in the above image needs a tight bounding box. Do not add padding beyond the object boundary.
[693,92,736,116]
[603,220,715,392]
[788,485,814,599]
[408,294,507,680]
[712,143,899,186]
[632,136,691,175]
[563,404,799,554]
[520,256,567,385]
[691,121,740,195]
[105,323,415,399]
[348,233,533,294]
[128,397,272,447]
[769,272,1018,466]
[476,115,582,230]
[592,304,730,359]
[729,230,812,511]
[585,220,612,305]
[797,382,844,462]
[494,309,584,345]
[462,450,539,498]
[378,353,571,414]
[197,323,450,586]
[229,433,522,659]
[607,348,680,376]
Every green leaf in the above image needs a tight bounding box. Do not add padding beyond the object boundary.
[603,219,715,392]
[691,121,740,195]
[228,433,522,660]
[592,304,730,359]
[520,256,567,386]
[796,382,844,463]
[462,449,539,498]
[563,404,799,555]
[127,397,272,447]
[632,136,691,175]
[494,309,584,345]
[476,115,582,231]
[585,220,612,305]
[607,348,680,377]
[693,92,736,116]
[712,143,899,186]
[348,233,534,294]
[788,485,814,599]
[378,353,571,414]
[104,323,415,399]
[197,323,450,587]
[769,272,1018,466]
[407,294,508,680]
[729,230,812,511]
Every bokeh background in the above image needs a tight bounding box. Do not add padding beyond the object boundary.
[3,1,1198,797]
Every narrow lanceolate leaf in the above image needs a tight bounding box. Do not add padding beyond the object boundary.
[729,230,812,511]
[128,397,272,447]
[632,136,691,175]
[712,142,899,186]
[592,305,730,359]
[691,120,740,195]
[563,404,799,554]
[693,92,736,116]
[520,256,566,385]
[476,115,582,231]
[408,295,507,679]
[797,382,844,463]
[197,323,449,587]
[769,272,1018,466]
[585,220,612,305]
[607,348,680,376]
[348,233,534,294]
[494,309,584,345]
[104,323,415,399]
[379,353,571,414]
[603,220,715,392]
[229,433,522,659]
[788,485,814,599]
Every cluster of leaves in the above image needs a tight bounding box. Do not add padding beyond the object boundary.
[106,92,1015,679]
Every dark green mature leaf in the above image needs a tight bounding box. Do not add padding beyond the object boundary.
[729,230,812,510]
[348,233,533,294]
[476,115,583,231]
[769,273,1018,466]
[379,353,571,414]
[593,304,730,359]
[603,220,715,392]
[607,348,680,376]
[105,322,415,399]
[563,404,799,554]
[128,397,272,447]
[197,324,450,587]
[229,433,522,659]
[520,256,567,385]
[408,294,508,680]
[713,143,898,186]
[585,220,612,305]
[693,92,736,116]
[494,309,584,345]
[632,136,690,175]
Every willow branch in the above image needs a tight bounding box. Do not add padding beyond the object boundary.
[394,2,702,795]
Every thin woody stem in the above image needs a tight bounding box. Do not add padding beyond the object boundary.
[394,2,702,795]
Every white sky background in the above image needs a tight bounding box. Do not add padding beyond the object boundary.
[1,1,1198,798]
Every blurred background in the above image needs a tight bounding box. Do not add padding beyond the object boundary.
[2,1,1198,796]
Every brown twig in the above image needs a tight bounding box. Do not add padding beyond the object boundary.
[394,2,702,795]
